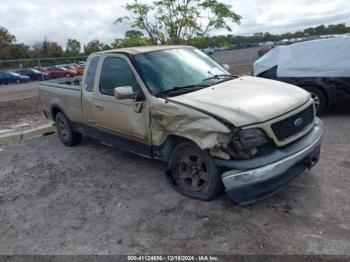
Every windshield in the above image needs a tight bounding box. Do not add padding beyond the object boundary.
[9,72,20,77]
[133,47,230,95]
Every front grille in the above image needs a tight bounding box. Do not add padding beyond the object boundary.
[271,105,314,141]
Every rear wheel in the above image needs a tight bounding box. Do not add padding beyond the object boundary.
[303,86,327,114]
[55,112,81,146]
[167,142,223,200]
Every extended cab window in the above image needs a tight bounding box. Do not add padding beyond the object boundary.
[85,56,99,92]
[99,57,139,97]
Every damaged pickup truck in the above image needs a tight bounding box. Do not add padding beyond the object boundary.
[39,46,324,204]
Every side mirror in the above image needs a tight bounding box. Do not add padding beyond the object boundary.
[222,64,230,71]
[114,86,134,100]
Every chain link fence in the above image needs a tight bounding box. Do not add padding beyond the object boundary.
[0,56,87,71]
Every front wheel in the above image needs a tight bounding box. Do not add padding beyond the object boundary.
[167,142,223,200]
[55,112,81,146]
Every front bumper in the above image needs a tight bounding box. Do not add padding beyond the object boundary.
[220,118,324,204]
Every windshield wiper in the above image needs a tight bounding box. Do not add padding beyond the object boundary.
[156,84,210,97]
[202,74,237,82]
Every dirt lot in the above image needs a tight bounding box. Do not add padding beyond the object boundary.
[0,111,349,255]
[0,96,50,135]
[0,82,39,102]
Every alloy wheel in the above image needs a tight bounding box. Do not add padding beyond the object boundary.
[58,118,69,142]
[179,154,209,192]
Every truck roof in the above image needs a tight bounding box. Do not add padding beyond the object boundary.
[96,45,190,55]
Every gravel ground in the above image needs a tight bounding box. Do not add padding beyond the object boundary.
[0,82,39,102]
[0,111,349,255]
[0,96,50,136]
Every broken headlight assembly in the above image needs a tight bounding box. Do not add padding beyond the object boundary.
[227,128,271,159]
[238,128,269,149]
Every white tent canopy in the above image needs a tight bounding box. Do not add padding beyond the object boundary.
[253,36,350,78]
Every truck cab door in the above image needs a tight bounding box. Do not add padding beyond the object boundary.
[81,55,100,135]
[90,54,151,156]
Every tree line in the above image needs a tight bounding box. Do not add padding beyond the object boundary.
[0,0,349,61]
[1,23,349,61]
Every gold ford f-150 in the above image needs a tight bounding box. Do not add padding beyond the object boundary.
[39,46,324,204]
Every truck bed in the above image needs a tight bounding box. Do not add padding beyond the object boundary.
[39,77,84,122]
[40,76,82,90]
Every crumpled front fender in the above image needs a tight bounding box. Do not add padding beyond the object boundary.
[150,100,231,150]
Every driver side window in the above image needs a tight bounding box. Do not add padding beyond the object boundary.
[99,57,140,97]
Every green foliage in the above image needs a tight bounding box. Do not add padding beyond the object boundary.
[32,40,64,58]
[189,23,350,48]
[125,30,144,39]
[84,39,111,55]
[0,26,28,61]
[199,0,242,35]
[0,44,30,60]
[114,0,241,44]
[66,39,81,55]
[1,22,350,61]
[0,26,16,46]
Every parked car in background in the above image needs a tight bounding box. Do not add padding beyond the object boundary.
[60,64,77,70]
[14,68,49,81]
[76,65,84,75]
[203,47,215,55]
[68,63,79,68]
[33,66,46,72]
[61,65,79,75]
[258,46,272,57]
[233,44,248,49]
[253,36,350,113]
[0,72,30,85]
[45,66,77,78]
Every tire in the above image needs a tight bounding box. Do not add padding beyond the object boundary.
[303,86,327,114]
[55,112,81,146]
[167,142,223,200]
[16,79,20,84]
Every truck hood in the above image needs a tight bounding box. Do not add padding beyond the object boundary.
[168,76,311,127]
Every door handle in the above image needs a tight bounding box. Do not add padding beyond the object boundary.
[94,104,104,110]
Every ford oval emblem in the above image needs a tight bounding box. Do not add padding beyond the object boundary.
[294,117,304,127]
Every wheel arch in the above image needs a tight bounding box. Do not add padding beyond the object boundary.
[51,104,69,122]
[155,135,201,162]
[298,84,330,108]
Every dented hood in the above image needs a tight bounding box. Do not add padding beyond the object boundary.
[168,76,310,127]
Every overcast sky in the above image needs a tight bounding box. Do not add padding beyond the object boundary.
[1,0,350,48]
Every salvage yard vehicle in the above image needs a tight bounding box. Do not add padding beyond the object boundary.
[45,66,77,78]
[0,72,30,85]
[14,68,49,81]
[39,46,324,204]
[76,64,85,75]
[253,36,350,113]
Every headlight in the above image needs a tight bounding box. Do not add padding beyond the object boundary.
[238,128,268,149]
